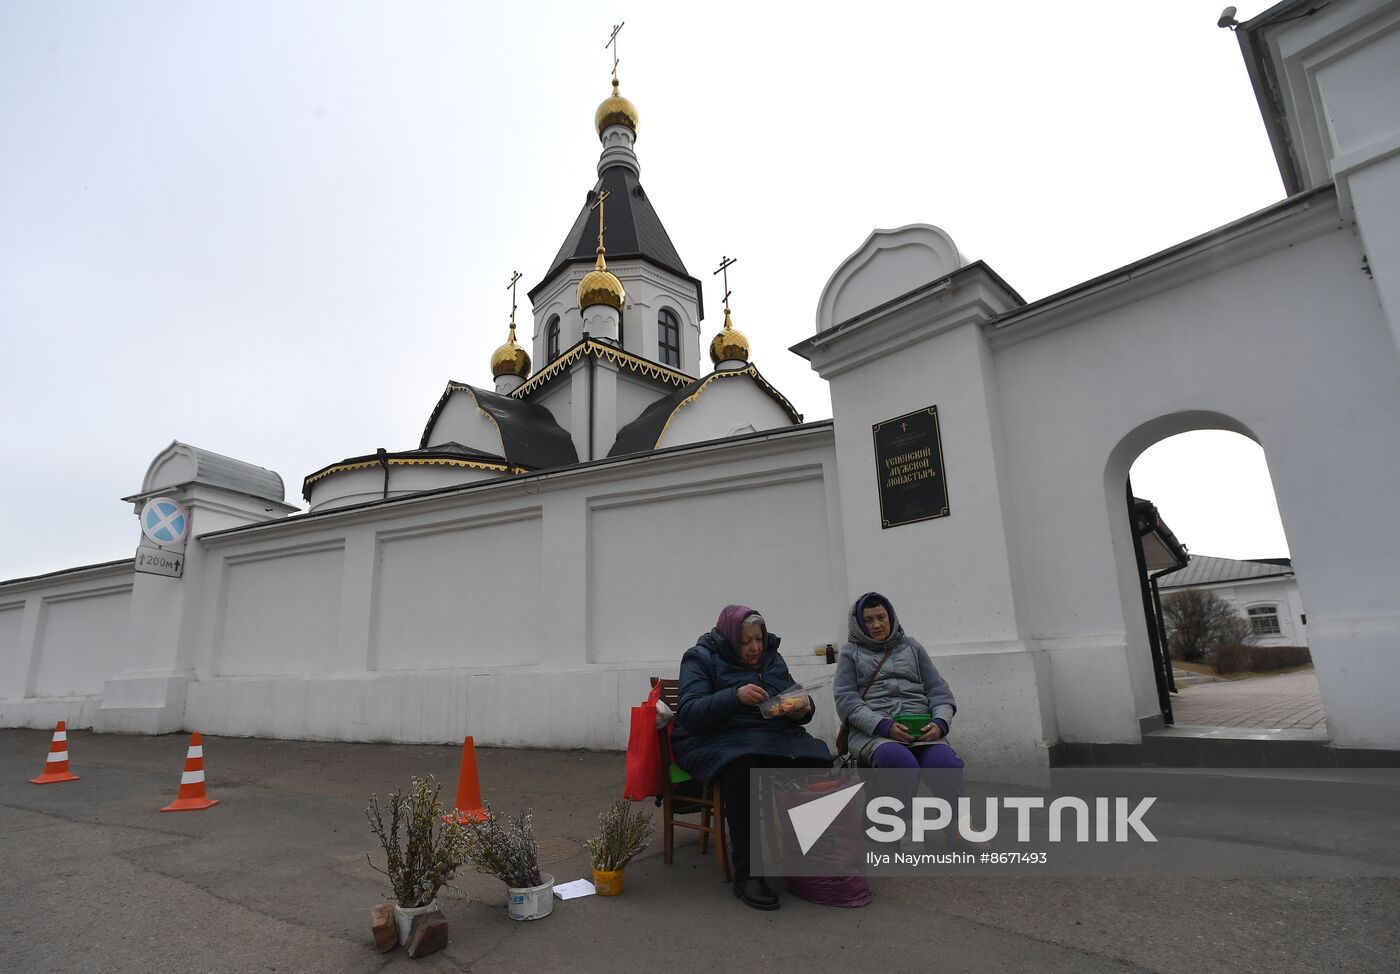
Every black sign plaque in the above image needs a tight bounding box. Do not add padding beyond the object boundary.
[872,406,949,528]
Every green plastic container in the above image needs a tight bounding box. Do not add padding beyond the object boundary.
[894,714,933,735]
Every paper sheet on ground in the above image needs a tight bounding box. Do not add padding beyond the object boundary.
[552,879,597,899]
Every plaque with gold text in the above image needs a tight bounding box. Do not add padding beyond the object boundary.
[873,406,949,528]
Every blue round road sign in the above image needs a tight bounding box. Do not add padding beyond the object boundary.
[141,497,189,547]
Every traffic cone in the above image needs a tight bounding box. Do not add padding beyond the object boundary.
[442,736,487,824]
[30,721,80,784]
[160,732,219,812]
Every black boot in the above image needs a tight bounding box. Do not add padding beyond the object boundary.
[733,876,780,911]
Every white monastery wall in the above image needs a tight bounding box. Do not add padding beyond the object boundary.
[168,426,870,755]
[214,542,344,676]
[585,465,836,663]
[0,562,134,729]
[994,196,1400,747]
[372,513,545,670]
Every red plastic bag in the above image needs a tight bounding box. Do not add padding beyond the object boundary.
[623,683,664,801]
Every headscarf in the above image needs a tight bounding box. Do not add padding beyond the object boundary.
[848,591,903,650]
[715,603,765,663]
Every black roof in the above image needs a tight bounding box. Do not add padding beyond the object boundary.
[608,381,700,458]
[529,165,704,319]
[401,441,507,464]
[420,384,578,470]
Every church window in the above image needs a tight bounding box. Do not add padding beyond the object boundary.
[1247,605,1282,636]
[658,308,681,367]
[547,315,560,360]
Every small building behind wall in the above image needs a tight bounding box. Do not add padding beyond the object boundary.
[1158,555,1309,649]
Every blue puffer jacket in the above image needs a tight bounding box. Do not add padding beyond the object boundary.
[670,628,832,785]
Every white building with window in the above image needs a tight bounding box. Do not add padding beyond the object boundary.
[1158,555,1309,647]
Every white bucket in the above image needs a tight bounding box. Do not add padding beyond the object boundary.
[393,899,439,944]
[506,872,554,921]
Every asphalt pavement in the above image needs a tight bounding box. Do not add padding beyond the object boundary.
[2,729,1397,974]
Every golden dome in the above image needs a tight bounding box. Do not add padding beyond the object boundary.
[577,248,626,310]
[709,309,751,365]
[595,79,639,136]
[490,324,531,379]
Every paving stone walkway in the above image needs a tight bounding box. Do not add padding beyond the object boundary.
[1171,668,1327,731]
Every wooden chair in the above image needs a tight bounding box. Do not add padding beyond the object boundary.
[650,677,730,882]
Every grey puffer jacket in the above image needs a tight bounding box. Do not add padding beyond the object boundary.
[833,607,956,764]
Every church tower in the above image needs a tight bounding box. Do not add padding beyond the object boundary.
[526,60,704,378]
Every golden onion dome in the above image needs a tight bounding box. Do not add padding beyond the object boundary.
[577,248,626,310]
[595,79,639,136]
[709,309,751,365]
[490,325,531,379]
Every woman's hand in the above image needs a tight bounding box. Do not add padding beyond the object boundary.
[889,722,915,744]
[918,722,944,742]
[736,684,770,706]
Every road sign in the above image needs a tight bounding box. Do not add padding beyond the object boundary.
[135,543,184,578]
[140,497,189,548]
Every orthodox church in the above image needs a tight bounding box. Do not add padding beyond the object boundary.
[303,75,800,513]
[4,0,1400,772]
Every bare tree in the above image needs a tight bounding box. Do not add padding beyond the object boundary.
[1162,590,1253,663]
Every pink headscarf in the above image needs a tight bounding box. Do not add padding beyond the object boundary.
[715,603,764,658]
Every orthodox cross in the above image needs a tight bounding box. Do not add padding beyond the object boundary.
[590,188,611,253]
[713,255,737,315]
[606,22,625,82]
[506,270,522,329]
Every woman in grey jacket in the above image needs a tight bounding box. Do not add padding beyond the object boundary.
[833,592,968,795]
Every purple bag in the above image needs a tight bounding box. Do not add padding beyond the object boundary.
[774,785,872,908]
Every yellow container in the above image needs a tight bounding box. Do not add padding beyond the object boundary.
[593,867,624,896]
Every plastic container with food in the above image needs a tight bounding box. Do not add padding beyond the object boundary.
[893,714,934,736]
[759,684,811,719]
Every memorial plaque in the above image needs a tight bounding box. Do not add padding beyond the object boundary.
[872,406,948,528]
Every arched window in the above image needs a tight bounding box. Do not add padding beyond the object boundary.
[546,315,560,360]
[658,308,681,367]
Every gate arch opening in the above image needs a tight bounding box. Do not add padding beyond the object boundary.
[1104,414,1321,737]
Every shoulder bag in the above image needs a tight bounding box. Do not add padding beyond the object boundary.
[835,645,894,761]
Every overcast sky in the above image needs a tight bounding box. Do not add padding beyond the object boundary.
[0,1,1292,581]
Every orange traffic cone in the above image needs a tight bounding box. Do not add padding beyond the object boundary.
[442,736,487,824]
[160,732,219,812]
[30,721,80,784]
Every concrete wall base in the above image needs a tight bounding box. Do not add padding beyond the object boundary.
[93,674,190,735]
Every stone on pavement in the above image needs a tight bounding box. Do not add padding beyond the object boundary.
[369,901,396,952]
[404,910,448,958]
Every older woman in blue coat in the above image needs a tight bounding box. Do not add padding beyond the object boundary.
[671,604,832,910]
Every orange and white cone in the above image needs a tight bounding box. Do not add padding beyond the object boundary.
[160,732,219,812]
[30,720,80,784]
